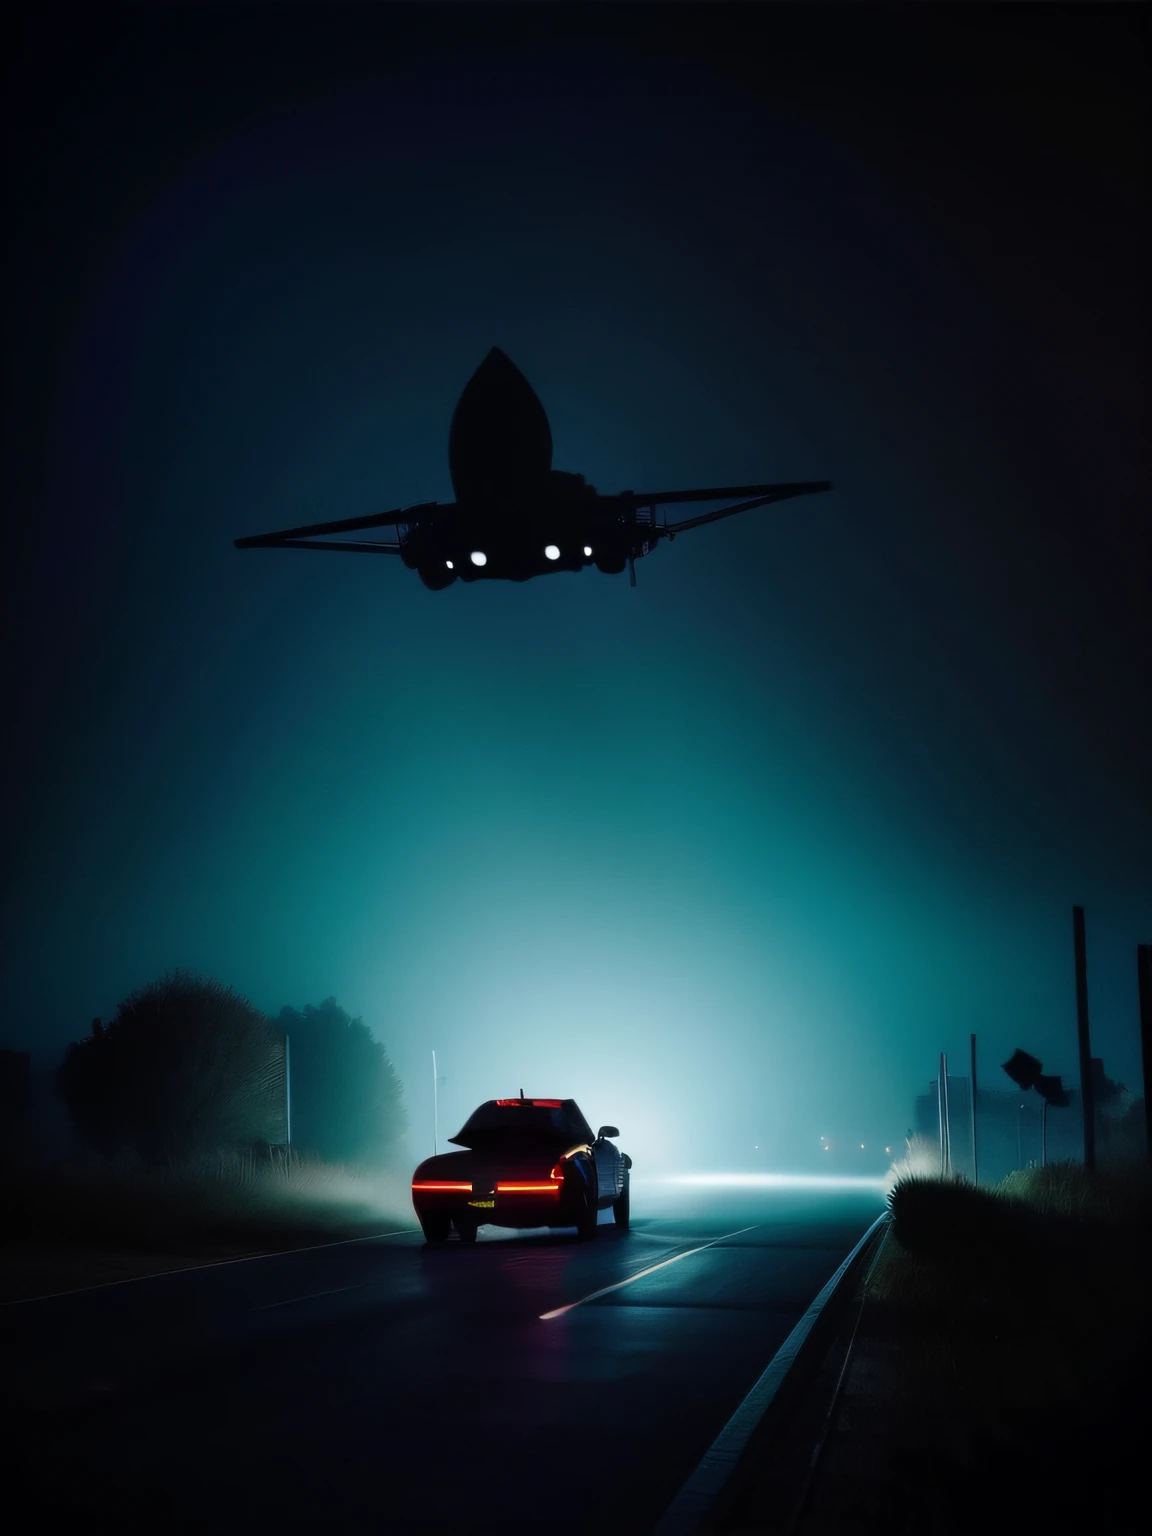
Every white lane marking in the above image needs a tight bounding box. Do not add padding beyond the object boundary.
[3,1229,420,1307]
[252,1282,366,1312]
[539,1225,760,1320]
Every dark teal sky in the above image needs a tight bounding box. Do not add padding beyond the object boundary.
[4,6,1147,1171]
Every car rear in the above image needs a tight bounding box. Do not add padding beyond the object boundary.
[411,1098,596,1241]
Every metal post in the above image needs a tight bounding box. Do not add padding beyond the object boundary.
[942,1053,952,1175]
[1041,1097,1048,1167]
[285,1033,291,1149]
[1138,945,1152,1169]
[1072,906,1096,1173]
[969,1033,978,1186]
[936,1061,946,1176]
[432,1049,439,1156]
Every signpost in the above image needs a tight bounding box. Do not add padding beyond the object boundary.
[1003,1049,1070,1166]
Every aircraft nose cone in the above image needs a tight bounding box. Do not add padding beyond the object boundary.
[448,347,553,509]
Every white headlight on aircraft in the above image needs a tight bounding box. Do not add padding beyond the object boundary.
[544,545,560,561]
[583,546,592,557]
[470,551,487,567]
[446,561,454,570]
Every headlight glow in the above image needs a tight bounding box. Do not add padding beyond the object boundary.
[470,551,487,566]
[583,546,592,557]
[544,545,560,561]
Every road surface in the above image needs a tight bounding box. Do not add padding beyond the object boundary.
[2,1180,883,1531]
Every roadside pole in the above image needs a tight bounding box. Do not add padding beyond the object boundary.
[969,1033,978,1185]
[938,1052,952,1176]
[1072,906,1096,1173]
[944,1053,952,1175]
[1041,1098,1048,1167]
[285,1032,291,1149]
[1138,944,1152,1168]
[936,1059,946,1176]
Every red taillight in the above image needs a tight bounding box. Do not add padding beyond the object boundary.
[494,1098,563,1108]
[549,1161,567,1182]
[412,1181,472,1192]
[496,1182,561,1193]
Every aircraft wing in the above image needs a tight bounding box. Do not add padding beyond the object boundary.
[234,501,441,551]
[634,481,832,536]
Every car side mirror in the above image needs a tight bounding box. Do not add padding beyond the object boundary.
[597,1125,620,1140]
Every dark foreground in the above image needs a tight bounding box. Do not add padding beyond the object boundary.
[2,1181,882,1532]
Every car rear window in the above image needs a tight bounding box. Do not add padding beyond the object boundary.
[450,1099,593,1147]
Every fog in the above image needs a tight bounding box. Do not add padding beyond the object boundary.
[4,11,1147,1181]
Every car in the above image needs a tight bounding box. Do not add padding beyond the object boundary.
[411,1095,631,1244]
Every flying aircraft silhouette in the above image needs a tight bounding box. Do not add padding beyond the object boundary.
[234,347,832,588]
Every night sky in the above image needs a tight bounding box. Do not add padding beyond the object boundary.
[4,5,1147,1172]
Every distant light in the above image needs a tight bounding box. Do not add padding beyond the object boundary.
[583,545,592,557]
[544,545,560,560]
[470,551,487,567]
[445,560,454,570]
[825,1145,831,1151]
[885,1146,892,1154]
[861,1144,866,1149]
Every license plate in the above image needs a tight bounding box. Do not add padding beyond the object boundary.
[468,1199,495,1209]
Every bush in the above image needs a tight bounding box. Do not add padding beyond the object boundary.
[887,1172,1039,1261]
[57,971,285,1163]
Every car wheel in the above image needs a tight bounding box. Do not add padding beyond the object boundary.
[576,1182,598,1242]
[455,1217,478,1243]
[420,1212,450,1244]
[613,1175,630,1230]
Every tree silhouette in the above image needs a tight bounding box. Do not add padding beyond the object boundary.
[275,997,406,1165]
[57,971,285,1161]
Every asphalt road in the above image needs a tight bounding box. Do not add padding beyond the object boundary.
[2,1181,883,1532]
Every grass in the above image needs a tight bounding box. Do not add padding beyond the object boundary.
[839,1159,1152,1533]
[0,1140,416,1300]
